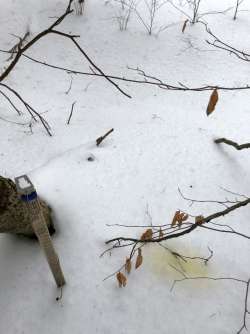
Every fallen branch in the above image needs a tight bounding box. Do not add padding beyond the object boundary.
[215,138,250,150]
[96,128,114,146]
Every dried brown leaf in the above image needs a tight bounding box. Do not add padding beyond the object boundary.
[135,249,143,269]
[182,19,188,33]
[171,210,180,227]
[178,213,188,227]
[206,89,218,116]
[116,272,127,287]
[195,215,205,225]
[181,213,189,221]
[171,211,189,228]
[125,258,132,274]
[140,228,153,241]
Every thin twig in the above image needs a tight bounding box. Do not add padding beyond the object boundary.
[2,52,250,93]
[65,75,73,95]
[96,128,114,146]
[170,275,250,334]
[0,90,22,115]
[0,83,52,136]
[67,101,76,124]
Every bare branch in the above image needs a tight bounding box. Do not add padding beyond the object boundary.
[201,21,250,62]
[215,138,250,150]
[0,0,74,82]
[105,198,250,245]
[7,52,250,93]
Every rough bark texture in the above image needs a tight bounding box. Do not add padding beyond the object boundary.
[0,176,54,237]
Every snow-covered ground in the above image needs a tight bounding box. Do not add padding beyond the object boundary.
[1,0,250,333]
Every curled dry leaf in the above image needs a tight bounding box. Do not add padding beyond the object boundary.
[125,258,132,274]
[182,19,189,33]
[140,228,153,241]
[116,272,127,287]
[135,248,143,269]
[195,215,205,225]
[171,211,189,228]
[206,89,218,116]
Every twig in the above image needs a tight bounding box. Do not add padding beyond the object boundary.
[7,31,30,61]
[2,52,250,93]
[160,243,213,265]
[168,263,188,278]
[106,197,250,245]
[0,90,22,115]
[96,128,114,146]
[237,279,250,334]
[67,101,76,124]
[49,30,131,98]
[234,0,245,20]
[200,224,250,240]
[171,275,250,334]
[178,187,239,208]
[170,275,247,292]
[215,138,250,150]
[0,83,52,136]
[65,75,73,95]
[0,0,74,82]
[201,21,250,62]
[0,115,28,126]
[0,0,130,136]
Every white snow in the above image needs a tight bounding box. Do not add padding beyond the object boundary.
[1,0,250,333]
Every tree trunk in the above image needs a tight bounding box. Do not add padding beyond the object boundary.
[0,176,54,237]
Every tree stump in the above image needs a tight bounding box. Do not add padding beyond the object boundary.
[0,176,54,237]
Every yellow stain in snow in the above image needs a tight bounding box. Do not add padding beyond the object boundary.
[145,242,214,287]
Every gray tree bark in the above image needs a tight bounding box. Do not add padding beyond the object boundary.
[0,176,54,236]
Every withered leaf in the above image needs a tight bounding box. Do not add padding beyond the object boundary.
[116,272,127,287]
[135,248,143,269]
[171,210,180,227]
[171,211,189,228]
[140,228,153,241]
[182,19,189,33]
[206,89,218,116]
[125,258,132,274]
[195,215,205,225]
